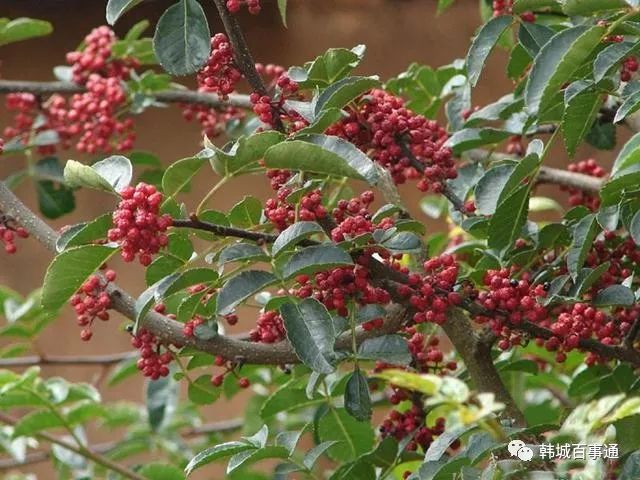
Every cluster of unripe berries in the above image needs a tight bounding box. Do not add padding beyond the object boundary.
[562,159,607,211]
[226,0,261,15]
[395,254,460,326]
[380,406,451,452]
[474,268,549,350]
[69,269,116,341]
[327,89,457,193]
[0,213,28,254]
[108,183,172,266]
[492,0,535,22]
[65,25,138,84]
[131,328,173,379]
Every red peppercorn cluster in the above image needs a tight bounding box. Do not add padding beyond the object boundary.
[250,78,305,131]
[181,103,244,139]
[131,329,173,379]
[226,0,261,15]
[265,188,327,231]
[330,191,395,242]
[108,183,172,266]
[599,21,624,43]
[473,268,549,350]
[406,330,457,374]
[0,212,28,254]
[621,57,639,82]
[541,303,628,363]
[66,26,138,84]
[327,89,456,193]
[249,310,286,343]
[562,159,607,211]
[380,406,449,452]
[197,34,243,99]
[255,63,286,88]
[65,74,135,153]
[293,255,392,317]
[394,254,460,326]
[183,316,204,337]
[69,269,116,341]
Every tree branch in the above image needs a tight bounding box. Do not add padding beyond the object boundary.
[0,79,252,109]
[464,149,604,194]
[0,351,137,367]
[0,417,243,471]
[0,412,145,480]
[0,181,406,365]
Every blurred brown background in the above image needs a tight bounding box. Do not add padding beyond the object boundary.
[0,0,620,478]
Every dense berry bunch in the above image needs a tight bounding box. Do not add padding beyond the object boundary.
[380,406,449,452]
[330,191,395,242]
[395,254,460,326]
[131,329,172,379]
[249,310,286,343]
[474,268,548,350]
[181,103,244,139]
[108,183,172,266]
[562,159,607,211]
[250,74,304,131]
[255,63,286,87]
[407,330,457,374]
[327,89,456,193]
[293,255,392,317]
[621,57,639,82]
[265,187,327,231]
[197,34,243,99]
[69,269,116,341]
[63,74,135,153]
[226,0,261,15]
[66,26,138,84]
[0,212,29,254]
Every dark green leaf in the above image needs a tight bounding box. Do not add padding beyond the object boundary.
[185,442,253,476]
[562,86,602,157]
[0,18,53,47]
[36,181,75,219]
[216,270,277,315]
[593,284,635,306]
[317,408,375,462]
[272,221,323,256]
[567,214,600,279]
[488,184,530,253]
[162,156,205,198]
[601,171,640,207]
[146,375,178,432]
[466,15,513,87]
[64,156,132,194]
[264,135,379,185]
[218,243,268,267]
[139,463,185,480]
[277,0,288,26]
[424,425,476,461]
[260,387,323,419]
[562,0,628,15]
[153,0,211,76]
[344,368,371,421]
[586,121,616,150]
[612,132,640,176]
[314,76,380,116]
[208,131,284,177]
[106,0,143,25]
[525,26,604,116]
[518,22,554,57]
[228,196,262,228]
[280,298,336,374]
[42,245,118,309]
[620,450,640,480]
[445,128,511,155]
[357,335,411,365]
[282,244,353,279]
[594,41,640,82]
[188,374,221,405]
[13,411,63,437]
[56,214,111,252]
[380,231,422,252]
[303,441,339,469]
[226,446,289,474]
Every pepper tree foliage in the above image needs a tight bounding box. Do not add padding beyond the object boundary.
[3,0,640,479]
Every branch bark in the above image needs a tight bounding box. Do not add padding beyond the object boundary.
[0,79,252,109]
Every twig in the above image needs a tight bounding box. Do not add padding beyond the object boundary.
[0,417,243,470]
[0,351,137,367]
[0,412,145,480]
[0,79,252,109]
